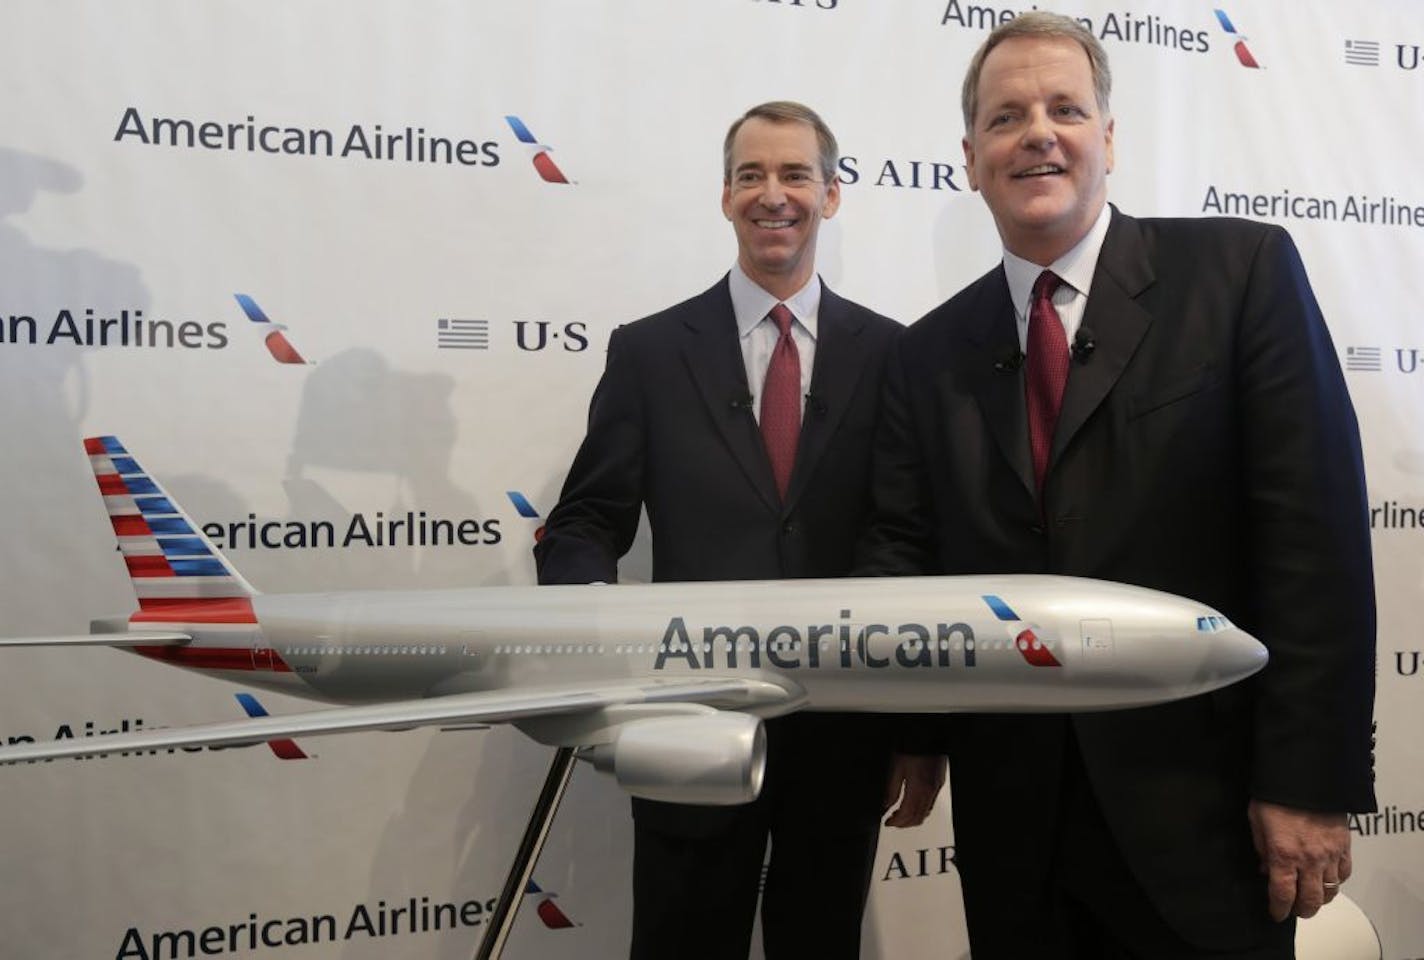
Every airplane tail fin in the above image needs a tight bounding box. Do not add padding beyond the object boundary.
[85,436,260,627]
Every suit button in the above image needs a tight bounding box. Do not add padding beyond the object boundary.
[1029,525,1044,536]
[782,522,797,536]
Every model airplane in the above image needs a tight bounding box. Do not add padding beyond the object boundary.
[0,437,1267,805]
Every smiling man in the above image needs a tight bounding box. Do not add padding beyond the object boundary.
[857,12,1376,959]
[535,102,907,959]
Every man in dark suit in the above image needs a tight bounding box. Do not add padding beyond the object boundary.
[857,13,1376,958]
[535,101,907,960]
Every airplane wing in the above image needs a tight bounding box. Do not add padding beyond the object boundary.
[0,675,800,764]
[0,631,191,648]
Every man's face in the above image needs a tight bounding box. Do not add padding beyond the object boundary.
[963,35,1114,264]
[722,117,840,296]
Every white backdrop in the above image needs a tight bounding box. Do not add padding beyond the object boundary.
[1,2,1421,958]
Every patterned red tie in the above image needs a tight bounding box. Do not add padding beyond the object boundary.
[1026,271,1069,494]
[760,303,801,501]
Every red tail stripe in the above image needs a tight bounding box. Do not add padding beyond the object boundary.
[112,515,153,537]
[96,473,130,496]
[126,555,174,577]
[133,597,257,623]
[133,645,292,673]
[84,437,107,455]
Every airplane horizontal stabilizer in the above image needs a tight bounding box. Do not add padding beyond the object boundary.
[0,631,191,648]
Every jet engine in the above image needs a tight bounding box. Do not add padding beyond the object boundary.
[584,712,766,805]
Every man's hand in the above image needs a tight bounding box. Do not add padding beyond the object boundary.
[883,753,947,828]
[1247,799,1351,922]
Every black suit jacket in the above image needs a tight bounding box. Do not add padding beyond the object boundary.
[858,210,1376,946]
[536,275,901,835]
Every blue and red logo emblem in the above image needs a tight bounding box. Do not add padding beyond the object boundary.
[233,294,311,364]
[525,880,575,928]
[505,116,571,184]
[1213,10,1261,69]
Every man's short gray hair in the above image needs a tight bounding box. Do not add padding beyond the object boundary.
[723,101,839,183]
[961,12,1112,134]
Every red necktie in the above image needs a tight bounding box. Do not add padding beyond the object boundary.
[1026,271,1069,493]
[760,303,801,501]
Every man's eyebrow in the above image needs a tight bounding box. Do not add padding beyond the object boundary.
[982,94,1024,112]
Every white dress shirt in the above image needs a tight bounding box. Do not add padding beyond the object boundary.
[728,263,819,422]
[1002,203,1113,355]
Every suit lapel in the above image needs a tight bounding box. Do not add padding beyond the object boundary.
[784,286,862,510]
[1052,211,1155,465]
[963,269,1037,499]
[680,277,782,512]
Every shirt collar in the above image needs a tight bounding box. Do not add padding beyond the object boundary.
[1001,202,1112,315]
[729,262,821,340]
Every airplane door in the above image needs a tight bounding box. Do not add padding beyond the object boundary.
[251,644,276,670]
[1081,619,1114,657]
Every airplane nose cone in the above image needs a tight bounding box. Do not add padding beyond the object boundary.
[1211,628,1269,683]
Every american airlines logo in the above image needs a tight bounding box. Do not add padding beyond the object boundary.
[117,893,503,959]
[234,293,311,364]
[652,596,1061,671]
[525,880,576,928]
[504,116,572,184]
[938,4,1211,55]
[0,307,228,351]
[1213,9,1261,68]
[200,510,503,550]
[507,491,547,542]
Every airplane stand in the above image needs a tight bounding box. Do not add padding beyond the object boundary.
[473,745,578,960]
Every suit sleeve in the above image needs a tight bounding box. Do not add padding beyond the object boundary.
[854,328,938,578]
[1236,225,1376,812]
[533,326,645,585]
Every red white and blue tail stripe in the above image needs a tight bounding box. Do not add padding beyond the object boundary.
[83,435,286,680]
[87,435,257,611]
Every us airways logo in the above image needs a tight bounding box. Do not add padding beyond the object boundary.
[1345,346,1424,374]
[1343,38,1424,70]
[1395,650,1424,677]
[434,319,589,352]
[837,156,969,192]
[505,116,572,184]
[881,844,957,882]
[1213,9,1261,68]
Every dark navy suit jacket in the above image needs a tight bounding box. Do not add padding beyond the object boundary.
[536,275,902,835]
[857,209,1376,948]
